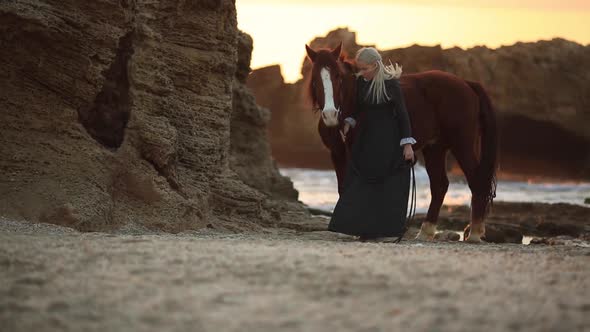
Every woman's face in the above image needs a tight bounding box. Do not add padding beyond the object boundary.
[357,60,378,80]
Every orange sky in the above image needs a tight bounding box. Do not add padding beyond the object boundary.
[240,0,590,10]
[237,1,590,82]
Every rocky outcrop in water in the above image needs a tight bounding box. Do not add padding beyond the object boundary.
[431,202,590,242]
[0,0,306,232]
[248,28,590,180]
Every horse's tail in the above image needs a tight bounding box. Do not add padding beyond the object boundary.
[466,80,498,214]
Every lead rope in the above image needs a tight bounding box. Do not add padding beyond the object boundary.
[393,163,417,243]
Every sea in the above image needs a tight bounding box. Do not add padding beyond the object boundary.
[280,166,590,213]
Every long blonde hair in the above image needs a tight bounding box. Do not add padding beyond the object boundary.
[355,47,403,104]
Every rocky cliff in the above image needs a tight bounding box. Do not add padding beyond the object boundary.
[0,0,306,232]
[230,32,299,201]
[248,28,590,180]
[247,65,329,169]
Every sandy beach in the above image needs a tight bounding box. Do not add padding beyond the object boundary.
[1,218,588,332]
[1,1,589,332]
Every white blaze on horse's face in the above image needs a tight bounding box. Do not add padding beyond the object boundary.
[320,67,340,127]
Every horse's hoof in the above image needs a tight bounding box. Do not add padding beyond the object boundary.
[464,235,484,243]
[464,223,485,243]
[415,232,433,241]
[415,222,437,241]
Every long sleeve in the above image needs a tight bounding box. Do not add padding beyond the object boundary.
[390,79,416,146]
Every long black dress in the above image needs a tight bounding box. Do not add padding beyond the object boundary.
[328,77,412,238]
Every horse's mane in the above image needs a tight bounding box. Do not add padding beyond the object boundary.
[340,54,357,72]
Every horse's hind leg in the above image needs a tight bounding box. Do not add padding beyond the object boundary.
[449,136,486,243]
[416,144,449,241]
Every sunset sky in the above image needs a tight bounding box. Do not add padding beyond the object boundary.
[237,0,590,82]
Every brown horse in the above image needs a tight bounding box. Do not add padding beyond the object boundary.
[305,43,498,243]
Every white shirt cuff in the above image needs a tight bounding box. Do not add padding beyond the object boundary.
[400,137,417,146]
[344,117,357,128]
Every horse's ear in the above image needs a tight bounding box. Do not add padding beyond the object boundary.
[343,60,353,71]
[331,42,342,58]
[305,44,317,62]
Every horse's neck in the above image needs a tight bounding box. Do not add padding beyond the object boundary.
[337,62,357,118]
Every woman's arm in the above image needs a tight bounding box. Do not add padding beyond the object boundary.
[391,79,416,146]
[344,112,358,128]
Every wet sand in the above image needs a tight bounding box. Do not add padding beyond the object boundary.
[1,219,589,332]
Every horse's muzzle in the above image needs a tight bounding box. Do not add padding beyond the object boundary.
[321,109,340,127]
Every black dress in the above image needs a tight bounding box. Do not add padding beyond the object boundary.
[328,77,412,238]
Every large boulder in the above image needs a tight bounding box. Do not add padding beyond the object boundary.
[0,0,307,232]
[436,202,590,239]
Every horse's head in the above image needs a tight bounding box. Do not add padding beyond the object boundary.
[305,43,348,127]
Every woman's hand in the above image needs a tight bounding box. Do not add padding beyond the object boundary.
[340,122,351,142]
[403,144,414,162]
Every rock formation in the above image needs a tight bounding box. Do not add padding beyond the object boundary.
[247,66,330,169]
[230,32,298,201]
[421,202,590,241]
[0,0,306,232]
[248,28,590,180]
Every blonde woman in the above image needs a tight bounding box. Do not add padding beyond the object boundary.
[328,47,416,242]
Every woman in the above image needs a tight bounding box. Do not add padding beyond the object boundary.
[328,47,416,242]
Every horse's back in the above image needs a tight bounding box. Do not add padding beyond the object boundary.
[400,69,481,144]
[402,70,471,91]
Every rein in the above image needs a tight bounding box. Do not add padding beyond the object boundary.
[393,161,417,244]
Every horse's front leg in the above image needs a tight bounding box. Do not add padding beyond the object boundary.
[330,148,347,195]
[317,119,347,195]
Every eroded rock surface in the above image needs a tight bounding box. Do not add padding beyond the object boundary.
[0,0,306,232]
